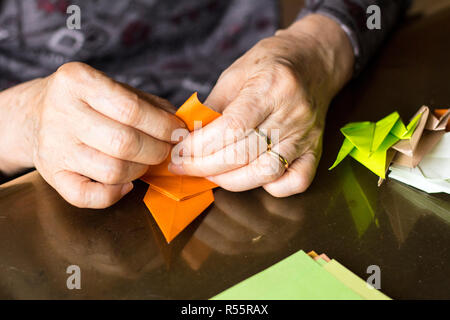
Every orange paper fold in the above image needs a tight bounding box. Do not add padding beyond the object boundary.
[144,176,217,201]
[435,109,450,131]
[142,93,221,243]
[144,188,214,243]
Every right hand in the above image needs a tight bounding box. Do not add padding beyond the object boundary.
[3,62,185,208]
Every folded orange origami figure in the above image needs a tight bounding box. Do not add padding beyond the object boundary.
[141,93,221,243]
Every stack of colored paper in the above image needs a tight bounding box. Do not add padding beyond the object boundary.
[212,250,390,300]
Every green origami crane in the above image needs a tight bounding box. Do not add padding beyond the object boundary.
[329,112,422,179]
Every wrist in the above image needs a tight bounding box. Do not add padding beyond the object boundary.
[278,14,355,102]
[0,79,41,175]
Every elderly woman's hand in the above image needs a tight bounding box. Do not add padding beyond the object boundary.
[169,14,354,197]
[0,62,185,208]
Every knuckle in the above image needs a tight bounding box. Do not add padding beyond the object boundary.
[269,167,283,181]
[265,167,282,181]
[244,72,273,95]
[103,159,127,184]
[155,114,177,140]
[218,68,236,82]
[54,62,88,81]
[110,128,137,159]
[115,92,140,126]
[223,114,247,132]
[253,157,282,181]
[272,60,300,92]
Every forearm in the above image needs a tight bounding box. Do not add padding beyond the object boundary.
[0,79,38,176]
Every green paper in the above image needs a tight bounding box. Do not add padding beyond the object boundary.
[314,257,328,267]
[311,256,390,300]
[323,260,391,300]
[330,112,422,179]
[212,251,362,300]
[341,122,375,154]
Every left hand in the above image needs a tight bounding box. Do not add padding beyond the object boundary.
[169,14,354,197]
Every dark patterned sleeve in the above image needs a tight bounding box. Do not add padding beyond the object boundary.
[298,0,412,76]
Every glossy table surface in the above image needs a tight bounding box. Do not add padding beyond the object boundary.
[1,3,450,300]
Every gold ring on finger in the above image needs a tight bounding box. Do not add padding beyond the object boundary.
[267,150,290,169]
[254,128,273,151]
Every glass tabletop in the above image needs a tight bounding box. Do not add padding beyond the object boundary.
[0,2,449,300]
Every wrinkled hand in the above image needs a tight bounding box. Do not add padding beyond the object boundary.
[9,62,184,208]
[170,15,354,197]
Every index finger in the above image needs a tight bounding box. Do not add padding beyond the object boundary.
[61,63,185,142]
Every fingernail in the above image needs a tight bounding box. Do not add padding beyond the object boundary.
[121,182,134,196]
[168,163,186,175]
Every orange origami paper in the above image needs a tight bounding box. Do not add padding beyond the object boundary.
[142,93,221,243]
[435,109,450,132]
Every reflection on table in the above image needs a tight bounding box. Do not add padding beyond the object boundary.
[1,0,450,300]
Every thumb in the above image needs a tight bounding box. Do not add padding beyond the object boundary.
[263,152,319,197]
[53,171,133,209]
